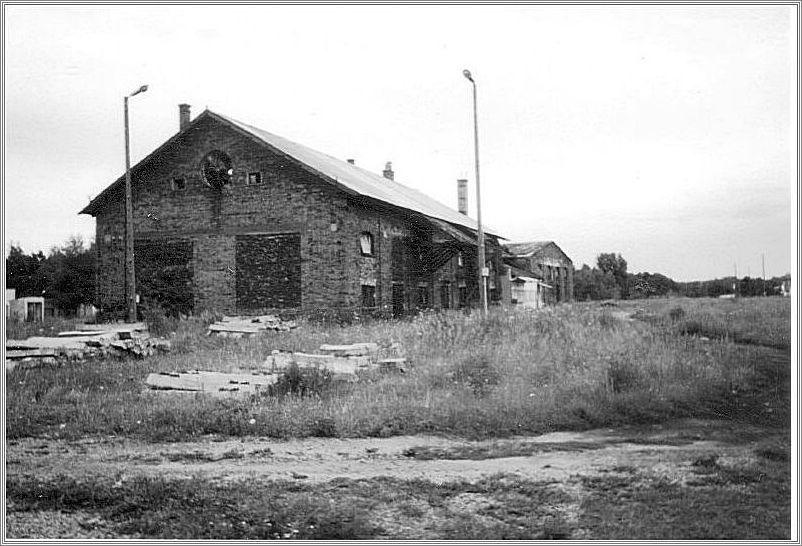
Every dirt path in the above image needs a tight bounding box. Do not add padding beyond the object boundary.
[7,418,779,486]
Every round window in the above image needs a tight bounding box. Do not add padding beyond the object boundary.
[200,150,233,190]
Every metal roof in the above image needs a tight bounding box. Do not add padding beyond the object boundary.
[82,110,502,238]
[215,112,500,236]
[505,241,552,257]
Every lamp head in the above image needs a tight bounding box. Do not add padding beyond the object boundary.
[129,84,149,97]
[462,69,473,82]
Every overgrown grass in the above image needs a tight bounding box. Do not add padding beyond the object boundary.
[622,296,791,349]
[6,316,83,340]
[7,297,789,441]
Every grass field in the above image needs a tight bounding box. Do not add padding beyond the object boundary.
[6,296,791,441]
[5,296,792,539]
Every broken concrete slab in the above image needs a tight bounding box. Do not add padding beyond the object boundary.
[6,349,57,359]
[208,315,298,336]
[145,370,278,395]
[378,358,407,372]
[267,352,362,382]
[318,343,379,357]
[56,330,106,338]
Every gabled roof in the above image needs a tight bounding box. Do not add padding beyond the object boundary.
[505,241,552,257]
[505,240,573,264]
[81,109,502,238]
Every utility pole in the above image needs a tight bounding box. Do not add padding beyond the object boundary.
[462,69,488,316]
[762,253,767,296]
[124,84,148,322]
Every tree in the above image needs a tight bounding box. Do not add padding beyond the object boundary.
[6,243,46,297]
[5,236,95,315]
[597,253,629,298]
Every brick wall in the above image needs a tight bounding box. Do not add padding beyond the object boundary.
[92,115,490,316]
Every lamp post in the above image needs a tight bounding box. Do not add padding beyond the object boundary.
[462,69,488,316]
[124,84,148,323]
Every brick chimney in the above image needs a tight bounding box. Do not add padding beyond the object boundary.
[457,179,468,215]
[179,104,191,131]
[382,161,394,181]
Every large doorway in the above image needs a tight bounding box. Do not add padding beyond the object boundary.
[235,233,301,310]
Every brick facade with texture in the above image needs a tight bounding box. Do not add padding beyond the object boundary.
[84,111,504,317]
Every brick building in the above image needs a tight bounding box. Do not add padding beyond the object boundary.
[80,106,509,317]
[504,241,574,304]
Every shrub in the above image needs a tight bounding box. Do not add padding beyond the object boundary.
[668,306,686,322]
[270,363,333,398]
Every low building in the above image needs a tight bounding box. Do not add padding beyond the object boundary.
[5,288,16,318]
[504,241,574,303]
[508,266,551,309]
[80,105,510,317]
[8,296,45,322]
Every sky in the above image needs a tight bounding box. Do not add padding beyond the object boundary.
[3,4,797,282]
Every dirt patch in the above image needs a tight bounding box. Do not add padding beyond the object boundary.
[6,418,781,486]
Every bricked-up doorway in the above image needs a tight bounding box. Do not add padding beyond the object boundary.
[134,239,194,317]
[392,283,405,317]
[235,233,301,310]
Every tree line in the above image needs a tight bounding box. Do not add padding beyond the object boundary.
[574,252,790,301]
[6,236,95,316]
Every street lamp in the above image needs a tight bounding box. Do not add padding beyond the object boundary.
[124,84,148,323]
[462,69,488,316]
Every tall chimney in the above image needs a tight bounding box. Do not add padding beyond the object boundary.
[382,161,394,181]
[457,178,468,215]
[179,104,191,131]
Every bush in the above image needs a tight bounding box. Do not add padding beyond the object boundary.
[668,306,686,322]
[270,363,333,398]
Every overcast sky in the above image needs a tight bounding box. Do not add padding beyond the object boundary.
[4,4,797,281]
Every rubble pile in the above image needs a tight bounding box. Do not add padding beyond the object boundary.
[5,323,171,370]
[147,341,408,396]
[207,315,298,337]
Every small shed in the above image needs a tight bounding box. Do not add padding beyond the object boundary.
[8,296,46,322]
[510,274,551,309]
[5,289,16,318]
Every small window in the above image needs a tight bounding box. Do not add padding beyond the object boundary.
[457,251,464,267]
[361,285,376,310]
[247,172,262,185]
[172,178,186,191]
[359,232,374,256]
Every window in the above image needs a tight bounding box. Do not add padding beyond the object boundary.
[200,150,233,190]
[247,171,262,185]
[459,285,468,308]
[172,178,186,191]
[359,232,374,256]
[457,251,464,267]
[361,285,376,310]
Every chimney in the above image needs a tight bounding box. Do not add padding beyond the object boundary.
[382,161,394,181]
[457,178,468,215]
[347,159,355,165]
[179,104,191,131]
